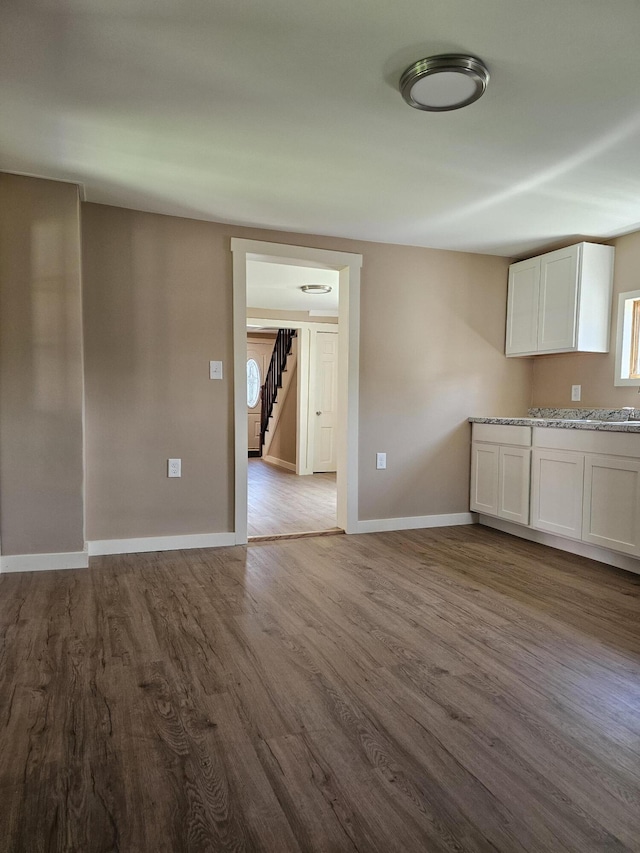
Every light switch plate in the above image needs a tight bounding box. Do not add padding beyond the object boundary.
[209,360,223,380]
[571,384,581,402]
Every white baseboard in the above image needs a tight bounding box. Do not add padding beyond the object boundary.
[0,550,88,574]
[479,515,640,576]
[263,455,296,472]
[88,532,236,557]
[356,512,476,534]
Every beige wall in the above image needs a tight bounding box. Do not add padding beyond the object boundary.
[0,174,84,555]
[532,232,639,408]
[82,204,234,539]
[0,180,534,551]
[82,202,530,532]
[355,242,531,519]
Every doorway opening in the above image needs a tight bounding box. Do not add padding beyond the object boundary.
[232,239,362,543]
[245,318,339,537]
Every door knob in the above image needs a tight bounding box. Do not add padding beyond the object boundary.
[316,411,322,415]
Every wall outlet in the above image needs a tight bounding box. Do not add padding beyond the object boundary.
[209,360,223,380]
[168,458,182,478]
[376,452,387,470]
[571,384,581,402]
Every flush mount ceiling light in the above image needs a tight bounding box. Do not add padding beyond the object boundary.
[399,54,490,112]
[300,284,332,294]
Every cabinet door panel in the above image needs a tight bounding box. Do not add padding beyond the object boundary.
[537,247,579,351]
[531,449,584,539]
[506,258,539,355]
[583,455,640,555]
[470,443,499,516]
[498,447,530,525]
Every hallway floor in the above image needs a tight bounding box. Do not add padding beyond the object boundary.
[247,458,337,537]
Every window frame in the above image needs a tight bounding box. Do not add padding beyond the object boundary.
[614,288,640,386]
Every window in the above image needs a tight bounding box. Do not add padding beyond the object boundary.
[615,289,640,386]
[247,358,261,407]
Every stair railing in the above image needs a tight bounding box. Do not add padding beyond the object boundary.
[260,329,296,450]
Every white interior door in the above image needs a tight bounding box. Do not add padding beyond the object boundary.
[313,331,338,472]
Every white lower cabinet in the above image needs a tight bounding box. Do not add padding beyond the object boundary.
[531,449,584,540]
[470,443,499,515]
[582,455,640,556]
[470,425,531,525]
[472,423,640,565]
[498,446,531,525]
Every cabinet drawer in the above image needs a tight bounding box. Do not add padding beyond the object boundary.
[473,423,532,446]
[533,427,640,457]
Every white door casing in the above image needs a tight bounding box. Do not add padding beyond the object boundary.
[232,239,362,543]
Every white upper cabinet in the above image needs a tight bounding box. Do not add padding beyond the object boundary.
[505,242,614,357]
[505,257,539,355]
[537,246,579,351]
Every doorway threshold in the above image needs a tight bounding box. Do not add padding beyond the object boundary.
[248,528,344,544]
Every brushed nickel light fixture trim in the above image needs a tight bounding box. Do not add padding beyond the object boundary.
[300,284,332,294]
[400,54,490,112]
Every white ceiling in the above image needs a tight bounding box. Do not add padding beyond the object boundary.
[3,0,640,256]
[247,260,339,313]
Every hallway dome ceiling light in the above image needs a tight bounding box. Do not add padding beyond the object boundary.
[399,54,490,112]
[301,284,332,294]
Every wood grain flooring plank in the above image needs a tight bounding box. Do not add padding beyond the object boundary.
[2,570,127,853]
[2,525,640,851]
[247,459,337,537]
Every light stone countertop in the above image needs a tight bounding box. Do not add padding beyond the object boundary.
[469,407,640,432]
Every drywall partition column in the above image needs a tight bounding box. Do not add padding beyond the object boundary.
[232,241,249,542]
[0,174,86,571]
[82,204,234,555]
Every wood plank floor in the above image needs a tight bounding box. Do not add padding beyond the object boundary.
[247,458,337,536]
[1,525,640,852]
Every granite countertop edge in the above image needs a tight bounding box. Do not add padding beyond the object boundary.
[469,416,640,433]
